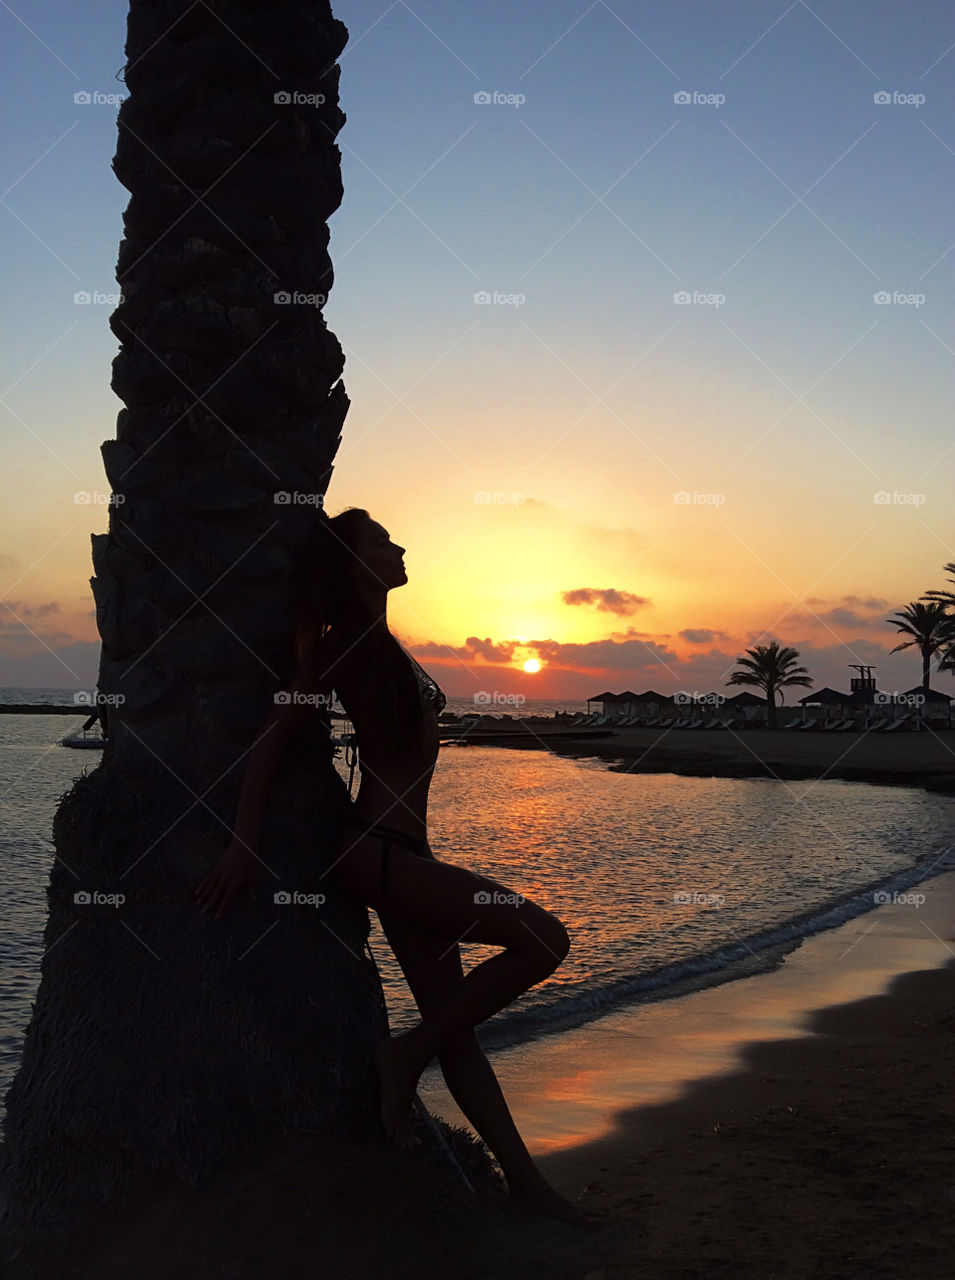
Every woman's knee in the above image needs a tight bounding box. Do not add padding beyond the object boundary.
[520,906,570,976]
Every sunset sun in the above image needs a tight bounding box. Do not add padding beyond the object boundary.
[522,659,541,674]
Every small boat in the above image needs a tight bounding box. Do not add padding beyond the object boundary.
[60,712,107,749]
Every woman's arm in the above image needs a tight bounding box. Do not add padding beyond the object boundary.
[195,651,325,917]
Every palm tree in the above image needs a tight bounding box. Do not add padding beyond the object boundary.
[886,600,955,691]
[921,563,955,678]
[727,641,813,729]
[0,1,479,1236]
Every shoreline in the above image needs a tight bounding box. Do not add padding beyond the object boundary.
[448,720,955,794]
[425,865,955,1277]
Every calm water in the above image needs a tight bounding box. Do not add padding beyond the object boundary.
[3,687,955,1118]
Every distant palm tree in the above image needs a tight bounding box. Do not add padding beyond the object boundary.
[727,641,813,729]
[921,563,955,678]
[886,600,954,691]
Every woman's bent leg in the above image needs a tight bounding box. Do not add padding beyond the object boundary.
[335,834,570,1139]
[378,906,543,1191]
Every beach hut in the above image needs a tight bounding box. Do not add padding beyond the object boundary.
[631,690,672,720]
[723,690,765,726]
[586,690,621,716]
[798,687,853,726]
[903,686,952,729]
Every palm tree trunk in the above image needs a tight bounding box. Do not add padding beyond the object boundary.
[0,0,391,1233]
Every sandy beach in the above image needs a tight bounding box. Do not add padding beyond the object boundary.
[5,870,953,1279]
[460,720,955,793]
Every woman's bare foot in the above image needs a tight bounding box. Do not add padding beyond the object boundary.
[506,1183,601,1232]
[374,1036,424,1147]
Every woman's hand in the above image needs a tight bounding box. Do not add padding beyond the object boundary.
[194,840,260,919]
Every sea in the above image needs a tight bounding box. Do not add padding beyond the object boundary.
[3,686,955,1118]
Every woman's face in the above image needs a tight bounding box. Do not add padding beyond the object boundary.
[354,519,407,591]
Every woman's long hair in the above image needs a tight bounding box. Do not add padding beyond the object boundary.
[292,507,426,752]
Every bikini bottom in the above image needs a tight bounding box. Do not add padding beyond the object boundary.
[340,819,431,899]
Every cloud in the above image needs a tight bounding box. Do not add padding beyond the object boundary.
[0,601,71,653]
[680,627,732,644]
[561,587,649,616]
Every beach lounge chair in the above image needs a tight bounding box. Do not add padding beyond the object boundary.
[688,718,706,729]
[866,717,889,731]
[672,717,690,728]
[820,718,843,731]
[797,717,819,730]
[567,714,588,726]
[783,717,806,731]
[881,716,910,732]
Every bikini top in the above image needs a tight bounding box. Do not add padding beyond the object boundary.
[403,647,447,715]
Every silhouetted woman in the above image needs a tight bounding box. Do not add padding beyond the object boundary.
[195,507,592,1228]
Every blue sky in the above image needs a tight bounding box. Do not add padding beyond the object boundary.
[1,1,953,696]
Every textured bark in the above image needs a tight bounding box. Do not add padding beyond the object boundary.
[0,0,400,1234]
